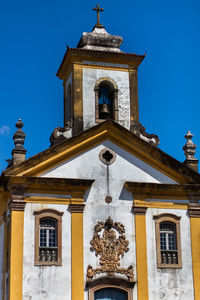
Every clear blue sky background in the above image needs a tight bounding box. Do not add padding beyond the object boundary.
[0,0,200,172]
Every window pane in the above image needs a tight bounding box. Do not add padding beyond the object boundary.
[39,218,57,247]
[95,288,128,300]
[160,222,177,251]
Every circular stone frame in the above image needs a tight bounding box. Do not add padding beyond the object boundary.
[99,148,116,165]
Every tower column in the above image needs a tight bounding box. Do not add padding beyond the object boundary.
[69,203,85,300]
[73,64,83,134]
[129,69,139,133]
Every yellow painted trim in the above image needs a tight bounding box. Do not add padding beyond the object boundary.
[18,130,107,176]
[25,196,84,205]
[190,217,200,299]
[71,212,84,300]
[135,213,149,300]
[134,200,188,210]
[3,217,7,300]
[8,122,188,184]
[9,210,24,300]
[73,63,83,134]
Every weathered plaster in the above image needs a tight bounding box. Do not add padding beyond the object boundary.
[23,203,71,300]
[42,140,177,184]
[41,140,177,299]
[0,222,4,299]
[146,208,194,300]
[82,68,130,130]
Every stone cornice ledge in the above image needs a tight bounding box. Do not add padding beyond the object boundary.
[188,203,200,218]
[69,203,85,213]
[125,182,200,199]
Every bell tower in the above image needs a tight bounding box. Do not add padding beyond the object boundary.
[51,5,159,147]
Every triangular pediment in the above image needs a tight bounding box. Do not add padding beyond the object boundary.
[4,121,200,184]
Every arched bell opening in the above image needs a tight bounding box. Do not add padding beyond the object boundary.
[98,82,114,120]
[95,78,118,122]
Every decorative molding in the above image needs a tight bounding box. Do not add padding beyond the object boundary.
[34,208,64,216]
[87,217,134,282]
[153,213,181,221]
[132,206,147,215]
[9,201,26,211]
[99,147,116,165]
[154,213,182,269]
[69,204,85,213]
[87,277,134,300]
[34,209,63,266]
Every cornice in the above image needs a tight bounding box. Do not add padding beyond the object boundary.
[3,121,200,184]
[125,182,200,198]
[69,203,85,213]
[4,176,94,196]
[57,48,145,79]
[132,206,147,215]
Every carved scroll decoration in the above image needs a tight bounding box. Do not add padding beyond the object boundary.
[87,217,134,282]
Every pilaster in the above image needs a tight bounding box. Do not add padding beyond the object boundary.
[8,189,26,300]
[73,63,83,135]
[188,203,200,300]
[133,203,149,300]
[69,203,85,300]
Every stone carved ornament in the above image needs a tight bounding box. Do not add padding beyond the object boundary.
[87,217,134,282]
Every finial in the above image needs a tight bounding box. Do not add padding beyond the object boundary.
[183,130,198,172]
[12,119,27,165]
[92,4,104,27]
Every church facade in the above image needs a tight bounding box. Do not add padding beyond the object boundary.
[1,6,200,300]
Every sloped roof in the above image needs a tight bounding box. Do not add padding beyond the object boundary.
[2,120,200,184]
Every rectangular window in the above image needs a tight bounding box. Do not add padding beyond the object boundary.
[154,214,182,268]
[34,209,63,266]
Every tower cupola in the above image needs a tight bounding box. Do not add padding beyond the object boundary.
[51,6,159,147]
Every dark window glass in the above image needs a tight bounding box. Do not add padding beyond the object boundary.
[95,288,128,300]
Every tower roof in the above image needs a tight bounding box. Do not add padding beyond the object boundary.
[77,4,123,53]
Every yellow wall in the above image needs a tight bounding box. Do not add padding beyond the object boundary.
[190,217,200,299]
[71,212,84,300]
[9,210,24,300]
[135,213,149,300]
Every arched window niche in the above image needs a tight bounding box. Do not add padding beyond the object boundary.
[94,78,118,122]
[154,213,182,269]
[34,209,63,266]
[87,277,134,300]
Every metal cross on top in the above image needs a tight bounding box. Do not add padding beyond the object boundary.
[92,4,104,27]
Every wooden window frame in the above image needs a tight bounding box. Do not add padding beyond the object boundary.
[34,209,63,266]
[94,77,118,123]
[87,277,134,300]
[154,213,182,269]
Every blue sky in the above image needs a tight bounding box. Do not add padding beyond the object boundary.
[0,0,200,172]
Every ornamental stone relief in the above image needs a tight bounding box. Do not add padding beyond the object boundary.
[87,217,134,282]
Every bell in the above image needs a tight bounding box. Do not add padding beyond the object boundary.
[100,103,110,115]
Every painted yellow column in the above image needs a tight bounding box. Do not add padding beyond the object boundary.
[9,202,25,300]
[134,206,149,300]
[3,213,8,300]
[69,203,85,300]
[189,206,200,300]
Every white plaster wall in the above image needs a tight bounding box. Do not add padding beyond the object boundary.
[0,222,4,299]
[146,208,194,300]
[23,203,71,300]
[42,140,177,185]
[41,140,177,299]
[83,68,130,130]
